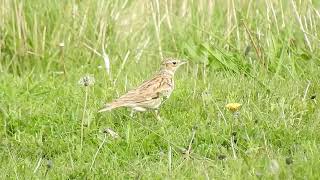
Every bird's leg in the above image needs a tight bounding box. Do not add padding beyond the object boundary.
[154,109,162,121]
[130,110,136,118]
[131,107,146,118]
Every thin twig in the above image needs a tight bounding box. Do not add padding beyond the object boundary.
[192,64,198,99]
[113,50,130,85]
[230,136,237,159]
[242,20,264,65]
[168,144,172,173]
[291,0,313,52]
[186,129,196,156]
[80,87,89,151]
[33,157,42,173]
[90,134,107,171]
[82,42,102,57]
[302,80,311,101]
[213,100,228,126]
[150,1,163,59]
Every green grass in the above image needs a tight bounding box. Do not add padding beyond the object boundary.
[1,0,320,179]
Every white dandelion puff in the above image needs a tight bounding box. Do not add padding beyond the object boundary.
[78,74,95,87]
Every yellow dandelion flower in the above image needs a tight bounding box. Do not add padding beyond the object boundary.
[225,103,242,112]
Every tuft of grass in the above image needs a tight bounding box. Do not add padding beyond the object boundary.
[1,0,320,179]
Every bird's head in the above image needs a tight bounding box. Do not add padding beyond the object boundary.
[161,58,187,74]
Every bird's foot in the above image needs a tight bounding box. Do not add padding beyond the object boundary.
[130,110,135,118]
[155,112,162,120]
[130,107,147,119]
[154,109,164,122]
[156,115,163,122]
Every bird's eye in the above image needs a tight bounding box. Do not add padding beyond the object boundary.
[172,62,177,65]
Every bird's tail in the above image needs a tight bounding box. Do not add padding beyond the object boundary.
[98,102,124,113]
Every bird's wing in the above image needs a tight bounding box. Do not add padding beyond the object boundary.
[115,74,173,103]
[137,73,173,97]
[137,74,173,92]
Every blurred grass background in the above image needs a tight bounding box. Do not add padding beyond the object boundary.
[0,0,320,179]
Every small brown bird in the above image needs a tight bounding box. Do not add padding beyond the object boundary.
[98,58,187,120]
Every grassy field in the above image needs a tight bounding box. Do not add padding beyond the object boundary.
[1,0,320,179]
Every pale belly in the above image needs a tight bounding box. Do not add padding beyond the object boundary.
[138,96,166,109]
[148,98,162,109]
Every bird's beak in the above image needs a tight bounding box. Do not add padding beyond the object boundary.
[179,61,187,65]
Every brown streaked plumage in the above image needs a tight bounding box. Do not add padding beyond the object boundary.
[98,58,187,120]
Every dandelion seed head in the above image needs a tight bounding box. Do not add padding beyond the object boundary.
[79,74,95,87]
